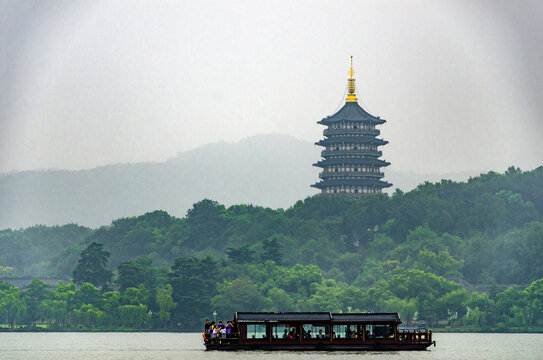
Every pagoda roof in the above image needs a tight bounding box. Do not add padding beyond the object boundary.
[316,136,388,146]
[314,158,390,167]
[319,102,386,125]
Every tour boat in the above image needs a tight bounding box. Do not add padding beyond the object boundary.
[203,312,435,351]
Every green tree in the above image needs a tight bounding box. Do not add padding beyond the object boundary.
[0,283,26,329]
[73,304,105,328]
[119,304,150,328]
[117,256,157,292]
[22,278,53,326]
[226,245,255,264]
[265,288,296,312]
[304,279,343,312]
[169,256,219,329]
[211,276,270,316]
[523,278,543,325]
[72,242,112,289]
[156,284,176,328]
[75,282,102,307]
[39,299,68,328]
[261,235,284,264]
[412,249,464,277]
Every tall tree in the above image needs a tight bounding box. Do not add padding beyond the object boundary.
[156,284,176,328]
[72,242,112,289]
[169,256,218,329]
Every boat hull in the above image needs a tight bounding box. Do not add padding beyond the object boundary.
[205,342,434,351]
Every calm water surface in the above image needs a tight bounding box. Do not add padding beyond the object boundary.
[0,332,542,360]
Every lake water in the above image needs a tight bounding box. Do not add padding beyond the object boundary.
[0,332,542,360]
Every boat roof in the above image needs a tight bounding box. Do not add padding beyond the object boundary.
[234,312,401,324]
[236,312,330,323]
[332,313,400,323]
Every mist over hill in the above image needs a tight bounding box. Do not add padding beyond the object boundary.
[0,134,481,229]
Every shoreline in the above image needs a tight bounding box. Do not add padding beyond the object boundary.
[1,328,542,334]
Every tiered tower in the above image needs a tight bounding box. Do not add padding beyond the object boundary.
[312,57,392,195]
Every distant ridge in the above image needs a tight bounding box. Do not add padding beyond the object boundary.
[0,134,482,229]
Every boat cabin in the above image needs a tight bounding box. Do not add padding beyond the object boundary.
[204,312,434,351]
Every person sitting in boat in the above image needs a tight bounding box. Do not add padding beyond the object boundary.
[316,329,325,339]
[211,326,220,338]
[305,330,312,339]
[350,330,357,339]
[332,331,336,339]
[225,321,233,338]
[283,329,289,339]
[220,326,226,338]
[345,326,352,338]
[288,328,297,339]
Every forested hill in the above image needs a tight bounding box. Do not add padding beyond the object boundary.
[0,134,479,229]
[1,166,543,331]
[2,166,542,286]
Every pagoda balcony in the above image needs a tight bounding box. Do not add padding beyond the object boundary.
[323,128,380,137]
[321,149,382,158]
[318,171,384,179]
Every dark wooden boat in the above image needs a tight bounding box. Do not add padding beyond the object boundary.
[203,312,435,351]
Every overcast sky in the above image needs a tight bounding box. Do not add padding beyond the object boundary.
[1,0,542,174]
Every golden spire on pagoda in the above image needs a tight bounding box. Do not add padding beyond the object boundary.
[346,56,358,103]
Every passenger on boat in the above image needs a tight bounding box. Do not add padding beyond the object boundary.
[350,331,357,339]
[204,319,211,333]
[316,330,325,339]
[225,321,233,337]
[288,328,297,339]
[283,329,289,339]
[218,321,224,328]
[220,326,226,337]
[211,326,220,338]
[332,331,336,339]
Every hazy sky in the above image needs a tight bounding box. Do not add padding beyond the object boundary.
[1,0,542,174]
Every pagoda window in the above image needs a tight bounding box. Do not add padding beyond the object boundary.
[353,125,358,129]
[354,189,359,194]
[354,168,359,172]
[334,168,339,172]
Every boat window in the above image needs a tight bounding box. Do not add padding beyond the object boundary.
[301,324,329,339]
[365,324,394,339]
[271,324,297,340]
[246,324,267,339]
[332,324,359,339]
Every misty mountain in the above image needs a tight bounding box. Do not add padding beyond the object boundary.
[0,134,481,229]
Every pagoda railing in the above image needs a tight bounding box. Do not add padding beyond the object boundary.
[319,171,384,179]
[321,150,382,158]
[323,128,380,137]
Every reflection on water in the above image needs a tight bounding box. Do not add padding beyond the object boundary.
[0,332,542,360]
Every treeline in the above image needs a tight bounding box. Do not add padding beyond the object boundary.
[1,166,543,331]
[1,249,542,331]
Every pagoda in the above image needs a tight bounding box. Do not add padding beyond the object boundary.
[312,57,392,195]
